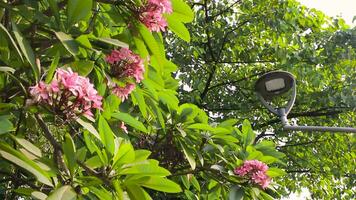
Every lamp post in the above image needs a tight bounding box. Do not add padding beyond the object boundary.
[255,71,356,133]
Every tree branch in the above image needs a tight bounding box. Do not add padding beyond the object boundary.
[279,140,326,148]
[77,160,111,185]
[206,71,268,92]
[255,109,345,129]
[34,114,70,180]
[207,0,242,21]
[287,169,311,173]
[213,60,276,64]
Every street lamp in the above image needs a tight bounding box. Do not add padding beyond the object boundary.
[255,71,356,133]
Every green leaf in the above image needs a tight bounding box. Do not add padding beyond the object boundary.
[260,191,274,200]
[255,141,285,159]
[0,115,14,134]
[31,191,48,200]
[191,176,200,192]
[266,168,286,177]
[112,179,124,199]
[113,142,135,168]
[219,119,238,128]
[259,156,278,164]
[184,190,196,200]
[187,123,213,131]
[158,90,179,110]
[134,150,151,162]
[246,148,263,160]
[179,141,196,170]
[98,116,115,155]
[68,60,94,76]
[171,0,195,23]
[95,37,129,48]
[166,15,191,42]
[11,136,42,157]
[119,164,171,176]
[76,35,92,49]
[76,118,100,140]
[133,36,149,58]
[229,186,244,200]
[0,23,23,62]
[132,88,147,118]
[85,155,103,169]
[146,98,165,129]
[242,120,255,147]
[47,185,77,200]
[48,0,61,28]
[242,119,252,134]
[12,22,39,81]
[180,176,190,189]
[55,32,79,56]
[89,186,113,200]
[45,52,60,83]
[164,60,178,73]
[67,0,92,27]
[0,66,15,74]
[112,112,148,133]
[102,94,120,119]
[0,143,53,186]
[138,24,164,66]
[126,185,152,200]
[63,133,77,176]
[141,177,182,193]
[14,187,35,196]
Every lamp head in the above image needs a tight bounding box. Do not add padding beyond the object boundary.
[255,71,295,101]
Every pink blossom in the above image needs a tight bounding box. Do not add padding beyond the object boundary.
[49,80,59,92]
[106,48,145,101]
[29,68,102,120]
[148,0,173,13]
[139,0,172,32]
[120,122,128,134]
[251,171,271,189]
[234,160,271,189]
[139,10,168,32]
[29,81,49,101]
[106,48,145,83]
[112,83,136,101]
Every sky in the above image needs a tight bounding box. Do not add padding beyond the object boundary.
[298,0,356,27]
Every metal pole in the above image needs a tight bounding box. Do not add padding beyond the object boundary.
[278,108,356,133]
[283,125,356,133]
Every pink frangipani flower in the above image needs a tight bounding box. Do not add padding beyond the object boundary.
[106,48,145,83]
[112,83,136,101]
[106,48,146,101]
[234,160,271,189]
[139,0,172,32]
[29,68,102,120]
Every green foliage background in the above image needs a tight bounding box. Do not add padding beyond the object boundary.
[0,0,354,199]
[167,0,355,199]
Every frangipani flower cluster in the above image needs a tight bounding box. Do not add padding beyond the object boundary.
[29,68,102,120]
[139,0,173,32]
[234,160,271,189]
[106,48,145,101]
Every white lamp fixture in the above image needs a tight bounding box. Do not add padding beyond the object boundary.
[255,71,356,133]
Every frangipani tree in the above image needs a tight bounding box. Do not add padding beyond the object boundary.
[0,0,286,199]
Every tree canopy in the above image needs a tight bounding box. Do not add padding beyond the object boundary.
[0,0,354,199]
[167,0,355,199]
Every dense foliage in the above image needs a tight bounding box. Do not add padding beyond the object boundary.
[0,0,288,200]
[167,0,355,199]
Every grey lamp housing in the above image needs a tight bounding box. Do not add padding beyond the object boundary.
[255,70,356,133]
[255,71,296,116]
